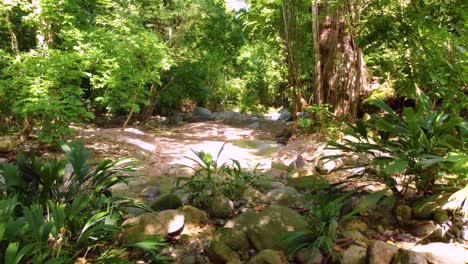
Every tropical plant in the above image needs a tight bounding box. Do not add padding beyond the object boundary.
[175,143,260,206]
[328,93,467,196]
[0,140,169,263]
[284,189,387,258]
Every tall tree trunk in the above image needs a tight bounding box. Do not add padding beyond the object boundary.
[312,1,323,105]
[312,0,370,120]
[282,2,300,125]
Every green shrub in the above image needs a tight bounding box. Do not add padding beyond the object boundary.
[175,144,260,206]
[328,93,467,196]
[0,141,169,263]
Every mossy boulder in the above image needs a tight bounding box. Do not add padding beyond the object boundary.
[206,195,234,219]
[178,205,209,226]
[225,205,308,251]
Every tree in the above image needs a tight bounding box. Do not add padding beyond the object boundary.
[311,0,370,120]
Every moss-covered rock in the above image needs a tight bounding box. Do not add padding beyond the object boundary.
[247,249,288,264]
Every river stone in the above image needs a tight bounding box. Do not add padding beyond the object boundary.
[247,249,288,264]
[392,249,428,264]
[266,186,299,206]
[243,187,267,203]
[366,240,399,264]
[396,204,413,226]
[316,158,341,174]
[225,205,308,251]
[295,247,324,264]
[207,195,234,219]
[342,245,367,264]
[408,221,438,237]
[122,210,185,239]
[290,166,316,178]
[139,186,161,203]
[150,193,183,211]
[411,243,468,264]
[342,230,369,245]
[0,137,19,153]
[213,228,250,259]
[178,205,209,226]
[263,168,288,180]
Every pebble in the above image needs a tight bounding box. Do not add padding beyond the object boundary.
[213,219,225,226]
[233,199,247,208]
[249,249,257,257]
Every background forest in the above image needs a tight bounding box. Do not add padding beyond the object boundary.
[0,0,467,263]
[1,0,465,143]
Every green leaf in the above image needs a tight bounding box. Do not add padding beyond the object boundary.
[383,160,408,175]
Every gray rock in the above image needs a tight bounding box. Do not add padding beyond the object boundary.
[366,240,399,264]
[392,249,428,264]
[266,186,299,206]
[207,195,234,219]
[122,210,185,239]
[411,243,468,264]
[278,109,291,121]
[150,193,183,211]
[247,122,260,129]
[342,230,370,245]
[290,166,316,179]
[271,157,289,171]
[193,107,212,117]
[288,154,306,169]
[139,186,161,203]
[247,249,287,264]
[225,205,309,251]
[342,245,367,264]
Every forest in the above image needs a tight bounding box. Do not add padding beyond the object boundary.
[0,0,467,263]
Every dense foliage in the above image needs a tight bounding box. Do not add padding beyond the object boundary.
[0,141,168,263]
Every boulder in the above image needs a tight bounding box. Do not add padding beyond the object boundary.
[366,240,399,264]
[432,209,448,224]
[207,195,234,219]
[278,109,291,121]
[295,247,324,264]
[247,249,288,264]
[408,221,438,238]
[410,243,468,264]
[122,210,185,239]
[150,193,183,211]
[178,205,209,226]
[242,187,267,203]
[188,107,214,122]
[288,176,329,191]
[205,239,242,264]
[288,154,306,170]
[0,136,18,153]
[225,205,309,251]
[342,245,367,264]
[266,186,299,206]
[392,249,428,264]
[255,179,285,191]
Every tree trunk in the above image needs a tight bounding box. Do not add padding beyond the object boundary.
[311,1,323,105]
[312,1,370,120]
